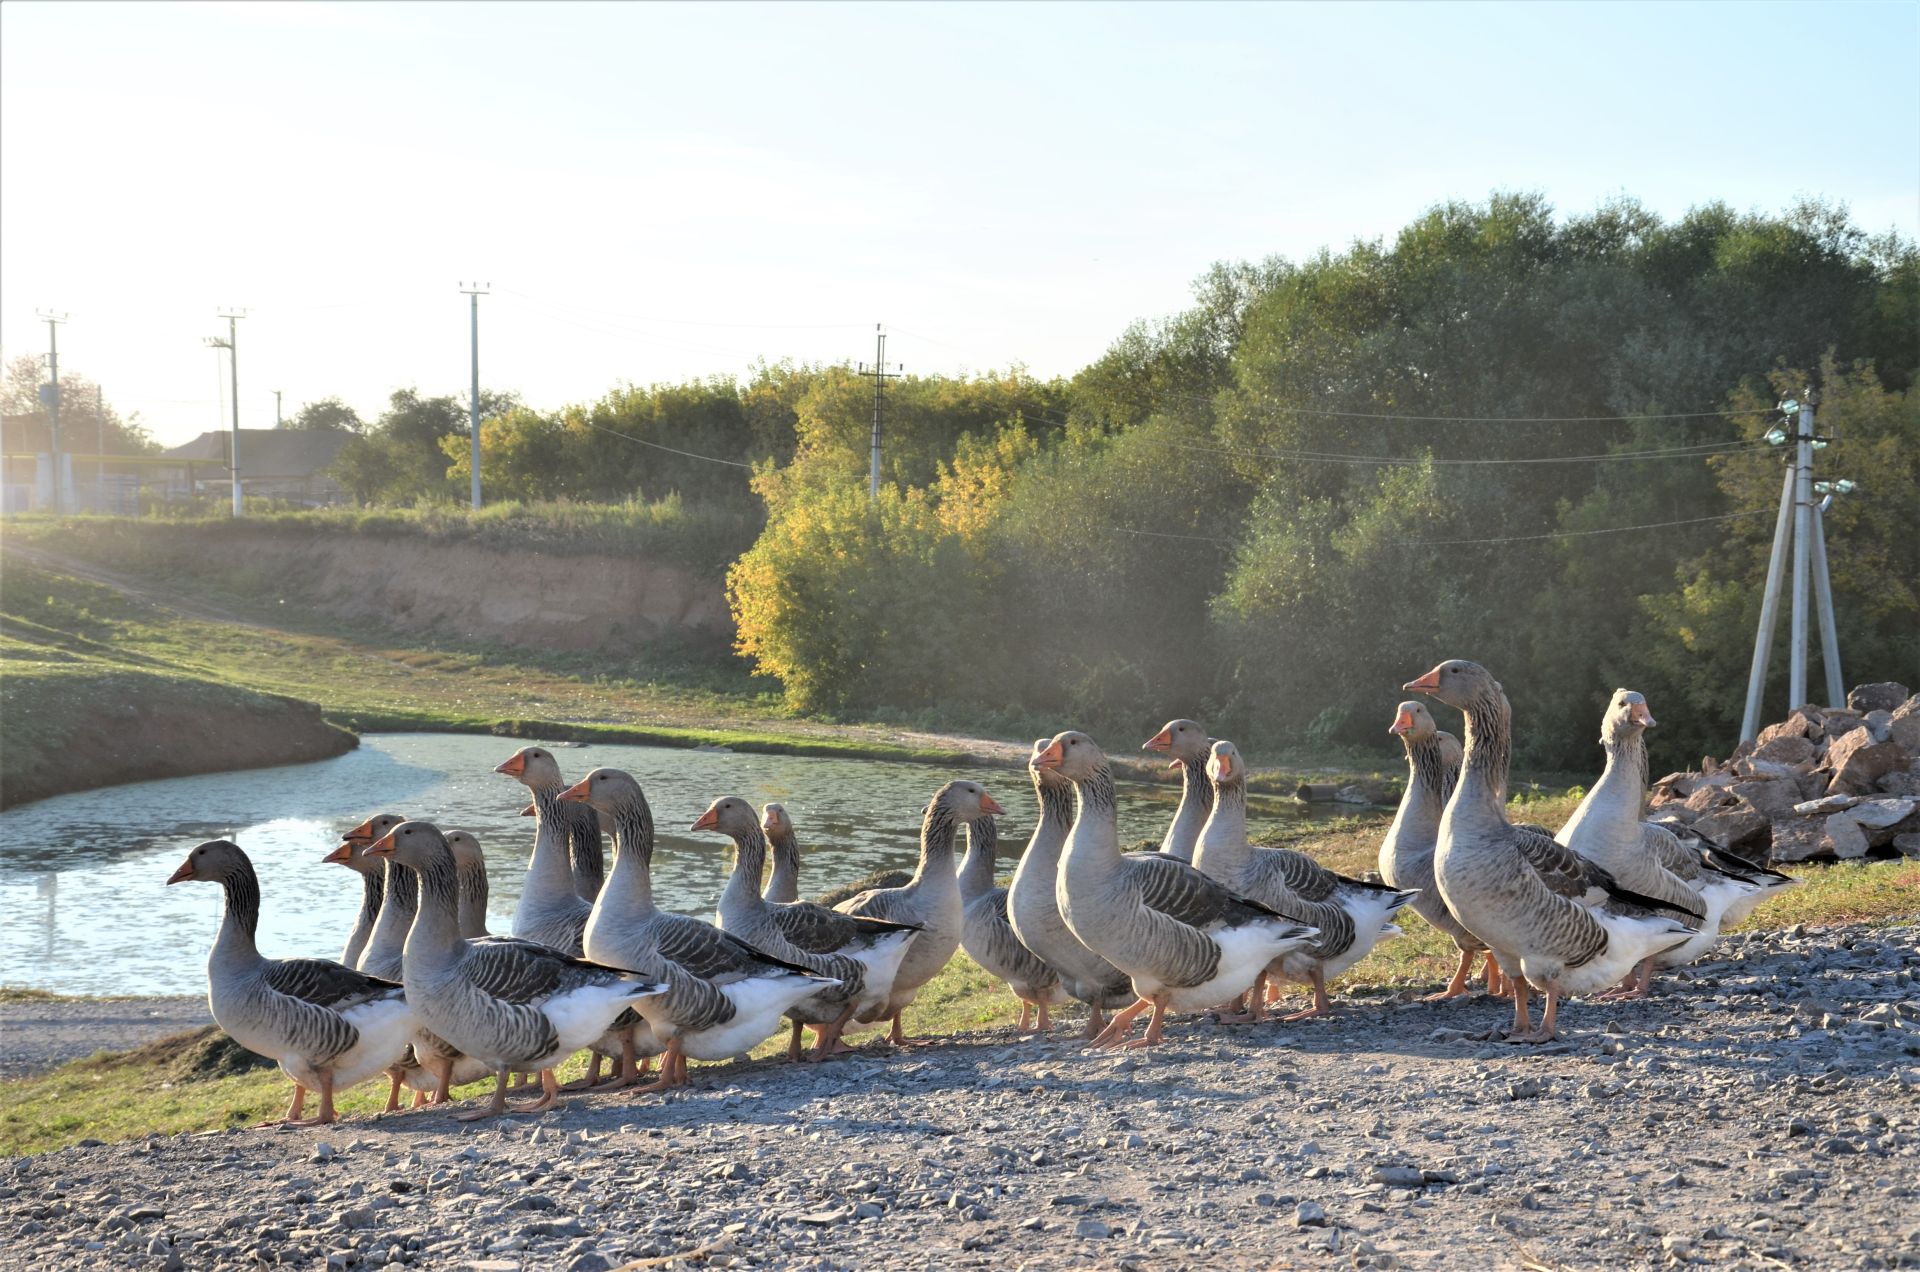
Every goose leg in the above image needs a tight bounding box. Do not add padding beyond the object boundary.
[1035,1000,1053,1032]
[787,1019,806,1063]
[1083,1003,1107,1041]
[1482,953,1508,998]
[1506,980,1563,1044]
[1595,958,1655,1002]
[380,1069,404,1114]
[1118,995,1171,1049]
[1494,970,1538,1042]
[456,1071,512,1122]
[630,1039,686,1094]
[430,1055,454,1105]
[1016,999,1034,1031]
[1280,968,1334,1021]
[1423,947,1478,1002]
[409,1086,430,1109]
[809,1004,861,1061]
[507,1068,563,1114]
[257,1083,307,1127]
[1089,997,1152,1049]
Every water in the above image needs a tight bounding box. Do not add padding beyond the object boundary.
[0,733,1329,996]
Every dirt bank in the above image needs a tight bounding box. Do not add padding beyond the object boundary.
[0,664,357,810]
[0,998,212,1080]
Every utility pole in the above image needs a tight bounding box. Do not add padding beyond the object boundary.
[274,389,283,427]
[1738,387,1855,742]
[205,309,247,516]
[460,282,488,510]
[857,324,901,500]
[36,310,66,513]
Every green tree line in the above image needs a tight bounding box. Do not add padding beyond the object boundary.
[317,194,1919,771]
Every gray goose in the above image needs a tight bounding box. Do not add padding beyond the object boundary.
[1143,718,1214,862]
[705,797,920,1060]
[761,803,801,904]
[1557,690,1783,1000]
[957,808,1067,1031]
[366,821,667,1120]
[323,815,394,967]
[1039,731,1317,1048]
[1006,739,1135,1039]
[495,747,596,952]
[562,768,836,1089]
[168,840,415,1126]
[1192,740,1415,1019]
[1377,702,1501,1001]
[831,780,1003,1045]
[1406,660,1702,1042]
[446,831,494,939]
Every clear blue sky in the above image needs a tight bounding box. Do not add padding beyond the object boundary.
[3,1,1915,445]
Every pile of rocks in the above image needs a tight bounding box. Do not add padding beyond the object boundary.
[1649,682,1920,864]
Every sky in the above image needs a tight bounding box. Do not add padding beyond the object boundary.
[2,1,1916,448]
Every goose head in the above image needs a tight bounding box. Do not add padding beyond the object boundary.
[365,820,451,871]
[1028,738,1071,792]
[1143,718,1209,771]
[760,802,794,838]
[444,830,486,872]
[930,779,1005,824]
[1206,739,1246,792]
[1601,689,1656,744]
[166,839,247,885]
[494,746,565,790]
[1402,659,1498,711]
[1033,730,1106,782]
[1389,700,1438,743]
[692,795,761,838]
[556,766,643,814]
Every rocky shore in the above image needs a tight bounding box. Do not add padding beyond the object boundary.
[5,922,1917,1271]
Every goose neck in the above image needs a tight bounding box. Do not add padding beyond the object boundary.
[957,819,998,901]
[764,830,801,902]
[210,863,264,971]
[603,799,658,918]
[402,852,468,967]
[1192,780,1250,875]
[1065,763,1121,862]
[719,826,770,914]
[1456,689,1512,815]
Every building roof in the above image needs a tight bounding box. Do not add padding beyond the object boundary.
[161,429,352,477]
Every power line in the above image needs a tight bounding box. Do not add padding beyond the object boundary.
[578,419,753,469]
[1126,428,1761,469]
[1160,388,1749,424]
[1106,508,1767,551]
[497,287,870,331]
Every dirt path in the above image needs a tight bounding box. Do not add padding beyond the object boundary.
[5,921,1916,1270]
[0,997,211,1080]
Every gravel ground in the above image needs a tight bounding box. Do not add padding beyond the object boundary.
[5,922,1918,1272]
[0,998,211,1080]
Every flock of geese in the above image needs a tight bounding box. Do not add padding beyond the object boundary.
[166,658,1797,1126]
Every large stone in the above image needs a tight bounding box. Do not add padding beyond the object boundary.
[1892,833,1920,860]
[1729,777,1804,820]
[1824,814,1871,859]
[1888,697,1920,752]
[1684,783,1734,814]
[1770,816,1830,863]
[1847,798,1920,847]
[1876,770,1920,798]
[1692,802,1771,852]
[1826,730,1906,796]
[1819,709,1865,740]
[1757,710,1819,748]
[1848,682,1912,715]
[1752,734,1816,766]
[1651,771,1700,802]
[1865,710,1894,743]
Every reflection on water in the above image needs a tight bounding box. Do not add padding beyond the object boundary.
[0,733,1330,996]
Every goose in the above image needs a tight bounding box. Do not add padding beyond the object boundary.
[1193,739,1415,1019]
[704,797,920,1060]
[495,747,595,954]
[956,807,1068,1031]
[1378,702,1501,1001]
[1404,660,1703,1042]
[1557,690,1782,1000]
[167,840,415,1126]
[830,780,1003,1045]
[1643,822,1796,930]
[561,768,838,1089]
[1006,739,1136,1039]
[1143,719,1214,862]
[364,821,668,1120]
[761,803,802,904]
[1038,731,1318,1048]
[324,816,393,967]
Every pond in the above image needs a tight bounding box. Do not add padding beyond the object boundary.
[0,733,1344,996]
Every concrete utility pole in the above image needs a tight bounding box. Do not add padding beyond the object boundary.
[1738,387,1856,742]
[460,283,488,510]
[858,324,901,500]
[274,389,283,427]
[205,309,247,516]
[36,310,66,513]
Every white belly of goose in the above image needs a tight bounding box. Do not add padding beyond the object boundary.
[1142,921,1307,1013]
[287,996,417,1092]
[634,974,830,1060]
[1525,910,1695,998]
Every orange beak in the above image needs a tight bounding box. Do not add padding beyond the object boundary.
[520,803,535,817]
[1143,728,1172,753]
[366,829,400,859]
[1389,707,1416,736]
[761,811,782,832]
[979,793,1005,816]
[343,816,382,842]
[1213,752,1234,780]
[557,777,592,803]
[165,857,195,885]
[1033,740,1065,771]
[1403,668,1443,693]
[494,753,527,777]
[1630,702,1657,728]
[691,808,721,832]
[322,843,354,865]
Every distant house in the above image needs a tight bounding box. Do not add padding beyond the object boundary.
[162,429,354,505]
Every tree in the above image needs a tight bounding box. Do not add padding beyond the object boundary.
[282,397,364,433]
[0,353,155,454]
